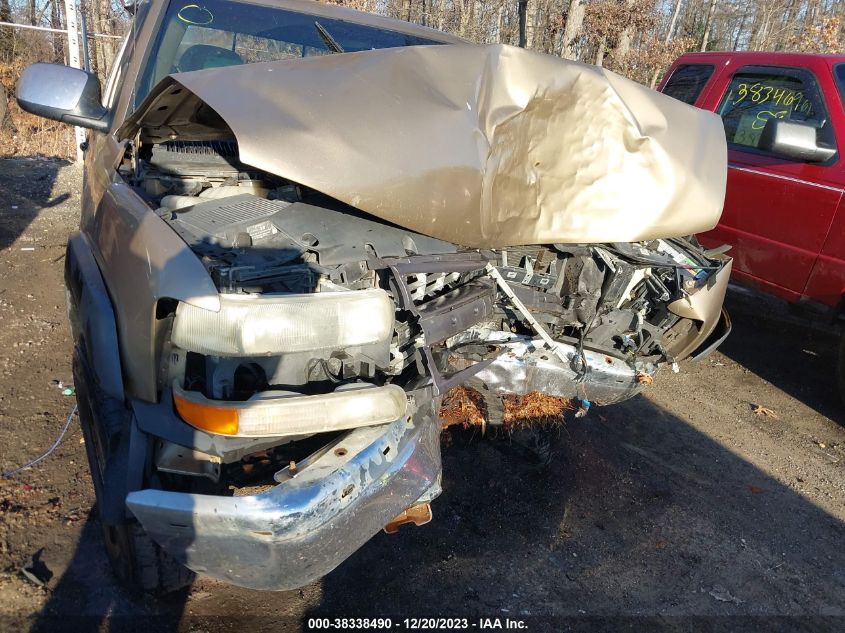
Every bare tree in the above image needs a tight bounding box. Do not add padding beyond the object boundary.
[0,0,12,62]
[700,0,718,50]
[560,0,585,59]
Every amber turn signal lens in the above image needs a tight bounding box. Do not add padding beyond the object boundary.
[173,390,239,436]
[172,382,407,437]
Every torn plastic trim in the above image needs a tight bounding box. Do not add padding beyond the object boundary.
[688,308,732,362]
[126,399,441,591]
[667,257,733,359]
[447,328,657,405]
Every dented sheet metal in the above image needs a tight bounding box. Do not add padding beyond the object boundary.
[123,44,727,248]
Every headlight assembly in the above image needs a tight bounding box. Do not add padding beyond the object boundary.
[170,288,395,356]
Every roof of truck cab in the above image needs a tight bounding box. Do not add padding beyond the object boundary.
[674,51,845,69]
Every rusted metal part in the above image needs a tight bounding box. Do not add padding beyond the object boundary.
[384,503,433,534]
[636,372,655,385]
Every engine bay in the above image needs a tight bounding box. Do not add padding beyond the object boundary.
[123,138,730,414]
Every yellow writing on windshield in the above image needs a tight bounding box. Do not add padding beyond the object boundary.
[752,109,788,130]
[732,81,813,115]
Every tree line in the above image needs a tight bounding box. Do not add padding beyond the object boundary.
[365,0,843,85]
[0,0,842,88]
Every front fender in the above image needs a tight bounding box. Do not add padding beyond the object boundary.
[65,231,124,401]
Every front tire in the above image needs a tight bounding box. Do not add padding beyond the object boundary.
[73,347,194,595]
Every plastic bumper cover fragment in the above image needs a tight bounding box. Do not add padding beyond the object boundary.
[125,407,441,590]
[688,308,731,361]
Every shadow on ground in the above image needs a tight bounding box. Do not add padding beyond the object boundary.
[305,395,844,631]
[28,392,843,631]
[0,158,71,252]
[718,290,844,426]
[29,516,189,633]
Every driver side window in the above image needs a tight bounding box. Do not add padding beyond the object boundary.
[716,66,836,156]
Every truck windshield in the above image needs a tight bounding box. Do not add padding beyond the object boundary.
[137,0,444,103]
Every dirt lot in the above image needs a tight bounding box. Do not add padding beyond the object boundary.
[0,158,843,632]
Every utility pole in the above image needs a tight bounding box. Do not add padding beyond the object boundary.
[518,0,527,47]
[63,0,85,162]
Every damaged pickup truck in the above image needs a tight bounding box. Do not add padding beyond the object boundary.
[17,0,731,593]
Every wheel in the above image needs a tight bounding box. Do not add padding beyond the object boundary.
[100,521,194,595]
[837,331,845,407]
[73,346,194,595]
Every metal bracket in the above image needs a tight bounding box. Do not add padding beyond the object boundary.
[385,255,502,396]
[485,263,570,364]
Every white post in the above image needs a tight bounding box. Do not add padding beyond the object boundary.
[63,0,86,163]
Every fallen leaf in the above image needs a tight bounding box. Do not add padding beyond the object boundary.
[20,567,45,587]
[752,404,778,419]
[636,372,654,385]
[748,485,765,494]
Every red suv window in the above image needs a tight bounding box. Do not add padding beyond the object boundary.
[662,64,715,105]
[716,66,837,158]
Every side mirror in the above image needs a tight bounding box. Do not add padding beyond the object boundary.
[16,63,110,132]
[758,118,836,163]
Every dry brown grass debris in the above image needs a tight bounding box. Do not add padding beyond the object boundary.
[440,386,572,431]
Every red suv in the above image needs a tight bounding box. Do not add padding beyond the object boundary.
[660,52,845,399]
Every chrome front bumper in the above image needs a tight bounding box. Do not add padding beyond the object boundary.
[126,405,441,591]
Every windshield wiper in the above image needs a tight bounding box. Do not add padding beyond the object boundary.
[314,21,344,54]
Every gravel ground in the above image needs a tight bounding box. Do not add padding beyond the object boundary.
[0,158,843,632]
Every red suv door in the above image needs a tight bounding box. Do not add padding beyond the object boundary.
[663,59,844,303]
[708,65,841,300]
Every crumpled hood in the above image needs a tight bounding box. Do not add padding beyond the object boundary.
[122,43,727,248]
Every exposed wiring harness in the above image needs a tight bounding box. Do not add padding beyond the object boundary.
[2,405,78,478]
